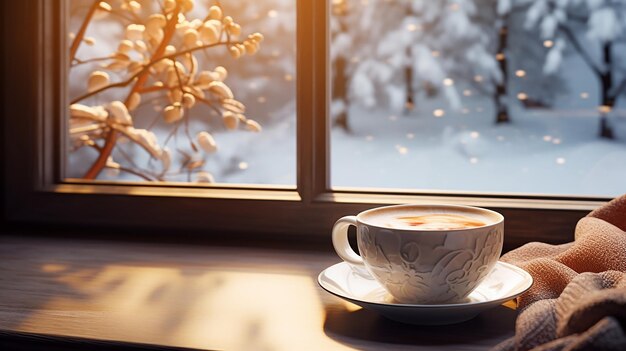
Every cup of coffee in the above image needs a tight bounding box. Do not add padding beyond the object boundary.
[332,204,503,304]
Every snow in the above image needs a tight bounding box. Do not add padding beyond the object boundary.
[497,0,512,16]
[587,7,622,43]
[540,15,558,39]
[413,45,445,84]
[351,66,377,108]
[543,39,565,74]
[202,114,295,185]
[586,0,604,11]
[325,43,626,197]
[331,33,352,60]
[187,93,626,197]
[330,104,626,197]
[525,0,549,30]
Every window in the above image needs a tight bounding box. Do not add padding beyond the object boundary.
[2,0,609,247]
[67,0,296,186]
[330,0,626,197]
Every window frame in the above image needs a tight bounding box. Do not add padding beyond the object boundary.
[2,0,608,249]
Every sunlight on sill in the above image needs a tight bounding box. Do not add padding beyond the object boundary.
[19,263,354,351]
[50,182,301,201]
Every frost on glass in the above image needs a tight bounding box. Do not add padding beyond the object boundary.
[67,0,295,185]
[330,0,626,196]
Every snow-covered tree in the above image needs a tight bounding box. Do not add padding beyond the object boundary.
[330,0,396,131]
[518,0,626,138]
[484,0,569,123]
[331,0,503,130]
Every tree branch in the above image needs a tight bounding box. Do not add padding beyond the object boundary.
[185,89,222,117]
[610,78,626,98]
[70,40,237,104]
[171,58,186,93]
[137,85,171,94]
[558,24,603,76]
[108,9,135,23]
[83,5,183,179]
[115,145,160,180]
[106,165,157,181]
[169,59,197,149]
[70,123,105,135]
[72,55,114,67]
[162,121,181,147]
[70,0,100,62]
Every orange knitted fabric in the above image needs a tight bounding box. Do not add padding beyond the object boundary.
[493,195,626,351]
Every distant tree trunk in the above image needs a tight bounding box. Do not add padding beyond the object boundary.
[404,48,415,113]
[404,5,415,114]
[405,63,415,113]
[331,13,350,133]
[598,43,614,139]
[423,81,438,97]
[494,22,510,124]
[332,55,350,132]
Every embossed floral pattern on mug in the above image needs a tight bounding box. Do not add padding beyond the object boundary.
[358,225,503,304]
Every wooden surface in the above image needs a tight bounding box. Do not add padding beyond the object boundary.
[0,236,518,350]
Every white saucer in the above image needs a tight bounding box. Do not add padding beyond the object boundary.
[318,261,532,325]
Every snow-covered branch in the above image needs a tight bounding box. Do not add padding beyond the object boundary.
[558,24,603,76]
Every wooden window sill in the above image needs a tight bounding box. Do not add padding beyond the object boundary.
[0,235,517,350]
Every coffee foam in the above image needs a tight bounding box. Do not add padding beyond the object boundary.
[360,206,499,231]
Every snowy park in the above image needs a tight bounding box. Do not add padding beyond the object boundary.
[328,0,626,196]
[67,0,626,197]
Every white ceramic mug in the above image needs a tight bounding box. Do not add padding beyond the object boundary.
[332,204,504,304]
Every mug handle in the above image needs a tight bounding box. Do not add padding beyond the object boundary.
[332,216,364,266]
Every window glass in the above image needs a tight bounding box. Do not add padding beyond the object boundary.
[330,0,626,196]
[67,0,296,185]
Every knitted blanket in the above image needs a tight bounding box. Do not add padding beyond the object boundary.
[492,195,626,351]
